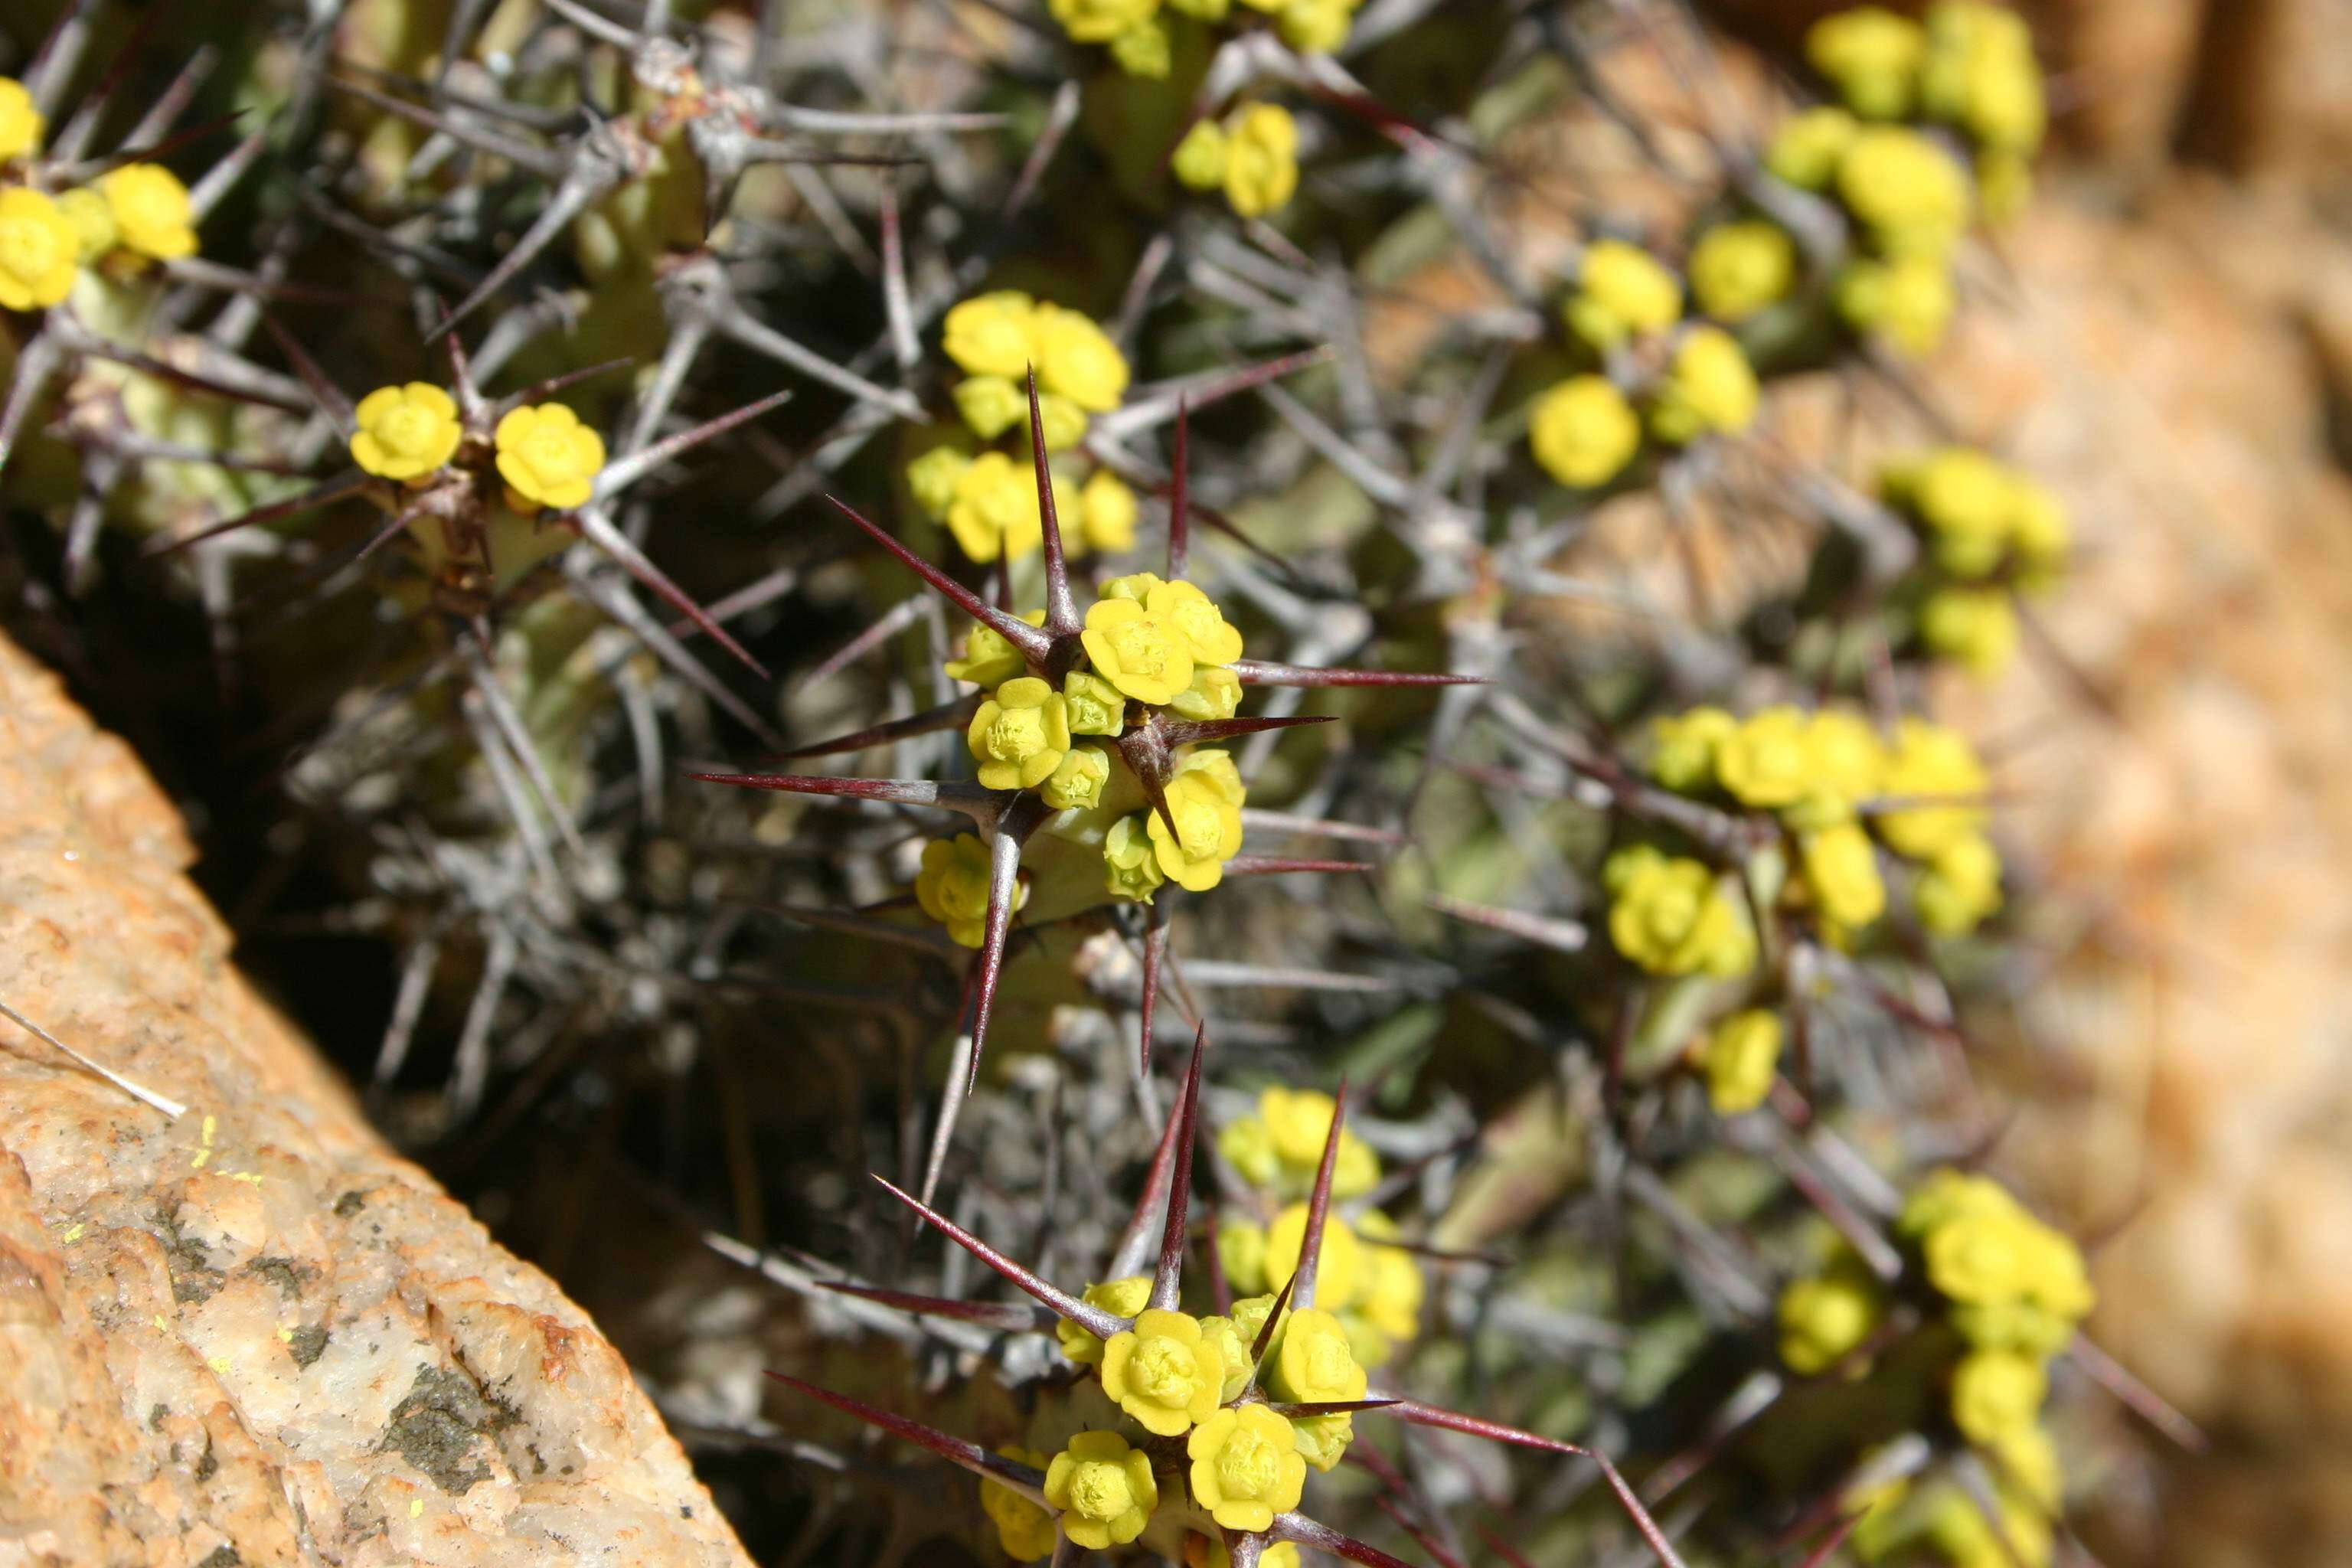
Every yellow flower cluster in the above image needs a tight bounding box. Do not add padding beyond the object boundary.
[1173,104,1301,220]
[1806,3,2044,162]
[1849,1448,2057,1568]
[0,79,44,163]
[1644,707,2003,939]
[915,832,1032,949]
[1527,328,1760,488]
[1218,1191,1424,1367]
[1051,0,1367,72]
[0,186,79,311]
[1216,1086,1379,1199]
[1563,240,1683,352]
[1603,844,1756,978]
[1880,447,2067,678]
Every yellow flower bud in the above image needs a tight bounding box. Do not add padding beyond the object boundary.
[1648,326,1759,445]
[1148,578,1245,665]
[1034,303,1129,413]
[1047,0,1162,44]
[2008,475,2069,584]
[1920,586,2018,678]
[946,609,1047,687]
[1223,103,1300,220]
[1041,744,1112,811]
[1062,670,1128,737]
[1802,822,1887,930]
[1900,446,2017,578]
[1873,719,1988,861]
[1081,596,1195,705]
[1276,0,1350,54]
[908,446,975,521]
[1700,1008,1782,1116]
[0,187,82,312]
[1648,706,1738,794]
[1950,1349,2047,1444]
[0,78,45,162]
[1922,3,2046,154]
[96,163,197,261]
[1836,253,1955,355]
[1173,120,1231,191]
[1057,1275,1151,1365]
[1265,1207,1364,1309]
[1765,106,1857,190]
[1146,767,1246,891]
[1899,1166,2017,1238]
[1187,1405,1308,1531]
[1103,814,1168,903]
[1566,240,1683,350]
[57,188,116,261]
[1289,1413,1353,1472]
[942,291,1038,379]
[1805,709,1888,812]
[968,676,1074,791]
[1806,6,1926,120]
[1528,375,1641,489]
[1216,1220,1270,1298]
[953,375,1029,440]
[948,451,1046,564]
[1168,664,1242,722]
[1269,1306,1367,1405]
[1109,16,1172,77]
[1715,706,1812,808]
[494,403,606,510]
[1687,220,1796,323]
[1257,1087,1378,1197]
[1099,570,1163,603]
[1355,1214,1425,1343]
[981,1448,1059,1562]
[350,382,463,483]
[1607,853,1755,978]
[1779,1254,1884,1375]
[1838,127,1971,259]
[1041,1430,1158,1550]
[1036,392,1089,452]
[916,832,1027,949]
[1102,1308,1227,1435]
[1078,470,1138,554]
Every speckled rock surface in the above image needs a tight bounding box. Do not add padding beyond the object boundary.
[0,636,751,1568]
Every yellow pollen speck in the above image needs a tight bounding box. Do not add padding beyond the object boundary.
[152,1315,168,1331]
[208,1356,232,1375]
[278,1327,294,1342]
[201,1115,216,1145]
[191,1150,209,1168]
[410,1500,425,1518]
[227,1171,263,1185]
[61,1222,83,1243]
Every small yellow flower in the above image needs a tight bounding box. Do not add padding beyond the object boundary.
[1057,1276,1151,1365]
[96,163,198,261]
[1835,253,1955,355]
[1079,469,1138,554]
[1082,596,1195,705]
[1223,104,1301,220]
[0,188,82,311]
[1041,745,1112,811]
[350,383,463,483]
[1034,304,1129,413]
[1354,1214,1425,1342]
[1146,765,1245,892]
[981,1449,1058,1562]
[1264,1207,1364,1311]
[1276,0,1351,53]
[915,832,1027,949]
[56,188,116,260]
[1187,1405,1308,1531]
[1920,586,2018,678]
[946,609,1047,687]
[1914,833,2004,936]
[1269,1306,1367,1405]
[1256,1087,1379,1197]
[1099,570,1164,603]
[1802,822,1887,930]
[942,291,1039,378]
[1101,1308,1227,1436]
[1922,3,2046,155]
[948,451,1046,564]
[968,677,1074,791]
[0,78,44,162]
[1103,814,1168,903]
[1606,851,1755,978]
[1290,1413,1353,1472]
[1145,579,1244,666]
[1765,106,1857,190]
[1838,127,1971,259]
[1172,119,1230,191]
[1047,0,1162,44]
[1648,706,1738,794]
[1062,670,1128,737]
[1648,326,1759,445]
[1042,1430,1158,1550]
[1805,710,1887,814]
[1715,706,1813,809]
[1950,1349,2047,1444]
[1528,375,1641,489]
[1687,220,1796,323]
[1778,1254,1883,1375]
[1924,1204,2038,1306]
[1109,15,1172,77]
[1806,6,1926,120]
[1214,1223,1269,1301]
[1168,664,1242,723]
[953,375,1028,440]
[1218,1116,1279,1187]
[1899,446,2017,578]
[495,403,606,509]
[2009,476,2069,584]
[1565,239,1682,350]
[1898,1166,2017,1239]
[908,446,975,520]
[1188,1537,1301,1568]
[1873,719,1988,861]
[1700,1009,1782,1116]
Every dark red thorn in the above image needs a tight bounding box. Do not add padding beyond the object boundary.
[70,338,311,417]
[763,1372,1050,1502]
[1167,397,1191,578]
[1270,1512,1421,1568]
[814,1279,1055,1333]
[1795,1511,1867,1568]
[1025,368,1080,641]
[139,469,372,559]
[1138,897,1171,1080]
[867,1174,1131,1339]
[769,694,985,761]
[351,492,436,567]
[1109,1000,1188,1276]
[493,356,634,416]
[1230,660,1485,688]
[1113,723,1184,844]
[262,315,357,432]
[963,807,1042,1093]
[1148,1026,1209,1311]
[593,389,793,499]
[822,494,1054,664]
[1270,1399,1400,1419]
[793,594,925,695]
[1249,1270,1298,1368]
[1288,1073,1350,1311]
[567,508,770,678]
[739,898,960,957]
[1223,856,1372,877]
[1157,714,1334,748]
[686,771,969,814]
[1377,1401,1688,1568]
[69,107,243,178]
